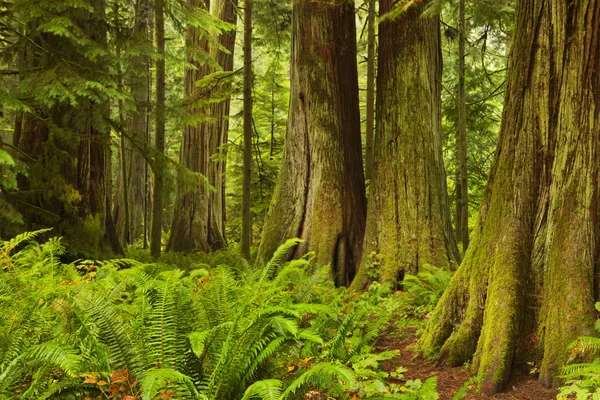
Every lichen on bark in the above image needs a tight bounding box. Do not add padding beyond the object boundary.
[419,0,600,394]
[257,0,367,287]
[351,0,459,291]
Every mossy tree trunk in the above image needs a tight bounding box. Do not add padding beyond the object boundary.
[351,0,459,290]
[257,0,367,287]
[364,0,376,182]
[420,0,600,394]
[455,0,469,250]
[167,0,238,253]
[150,0,165,258]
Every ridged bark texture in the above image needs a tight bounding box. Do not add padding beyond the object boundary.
[257,0,367,287]
[420,0,600,394]
[167,0,237,253]
[113,0,150,244]
[351,1,459,290]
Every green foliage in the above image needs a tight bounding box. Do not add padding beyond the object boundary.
[403,264,452,311]
[0,232,442,399]
[559,303,600,399]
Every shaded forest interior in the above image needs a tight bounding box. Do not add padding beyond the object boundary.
[1,0,599,399]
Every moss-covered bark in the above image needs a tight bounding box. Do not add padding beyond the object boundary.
[167,0,237,253]
[351,0,459,290]
[420,0,600,394]
[257,0,367,287]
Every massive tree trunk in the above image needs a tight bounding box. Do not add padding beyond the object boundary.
[351,0,459,290]
[257,0,367,287]
[167,0,238,253]
[113,0,151,244]
[420,0,600,394]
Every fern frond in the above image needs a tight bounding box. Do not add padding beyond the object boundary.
[0,228,52,254]
[568,337,600,360]
[241,379,283,400]
[140,368,198,400]
[261,239,303,284]
[281,363,356,399]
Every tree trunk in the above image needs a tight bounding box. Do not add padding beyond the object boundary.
[241,0,253,259]
[420,0,600,394]
[167,0,238,253]
[113,0,150,244]
[364,0,376,183]
[351,0,459,290]
[257,0,367,287]
[150,0,165,258]
[456,0,469,250]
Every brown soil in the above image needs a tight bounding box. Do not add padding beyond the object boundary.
[377,328,558,400]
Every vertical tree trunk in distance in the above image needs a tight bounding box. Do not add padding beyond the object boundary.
[455,0,469,250]
[420,0,600,394]
[257,0,367,287]
[113,0,150,245]
[241,0,253,259]
[167,0,238,253]
[351,0,459,290]
[150,0,165,258]
[79,0,124,255]
[364,0,376,182]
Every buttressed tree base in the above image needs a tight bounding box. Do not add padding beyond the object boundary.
[420,0,600,394]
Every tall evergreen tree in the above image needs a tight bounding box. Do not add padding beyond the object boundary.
[455,0,469,250]
[150,0,166,258]
[241,0,253,259]
[421,0,600,393]
[113,0,151,245]
[352,0,459,290]
[364,0,376,182]
[258,0,367,287]
[167,0,238,253]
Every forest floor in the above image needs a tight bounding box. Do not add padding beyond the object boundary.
[377,327,558,400]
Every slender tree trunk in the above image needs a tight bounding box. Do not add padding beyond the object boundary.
[114,0,150,244]
[241,0,253,259]
[150,0,165,258]
[351,0,459,290]
[364,0,376,182]
[257,0,367,287]
[420,0,600,394]
[456,0,469,250]
[167,0,238,253]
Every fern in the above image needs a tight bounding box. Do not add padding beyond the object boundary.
[140,368,199,400]
[241,379,283,400]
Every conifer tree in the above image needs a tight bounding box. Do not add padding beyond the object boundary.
[421,0,600,393]
[352,0,459,290]
[258,0,367,287]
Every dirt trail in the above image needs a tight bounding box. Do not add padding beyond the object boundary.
[377,329,558,400]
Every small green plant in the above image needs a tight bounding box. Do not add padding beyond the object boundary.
[558,302,600,399]
[402,264,452,311]
[365,252,382,280]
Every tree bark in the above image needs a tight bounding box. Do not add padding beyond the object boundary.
[351,0,459,290]
[241,0,253,259]
[167,0,238,253]
[456,0,469,250]
[364,0,376,183]
[113,0,150,245]
[257,0,367,287]
[150,0,165,258]
[420,0,600,394]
